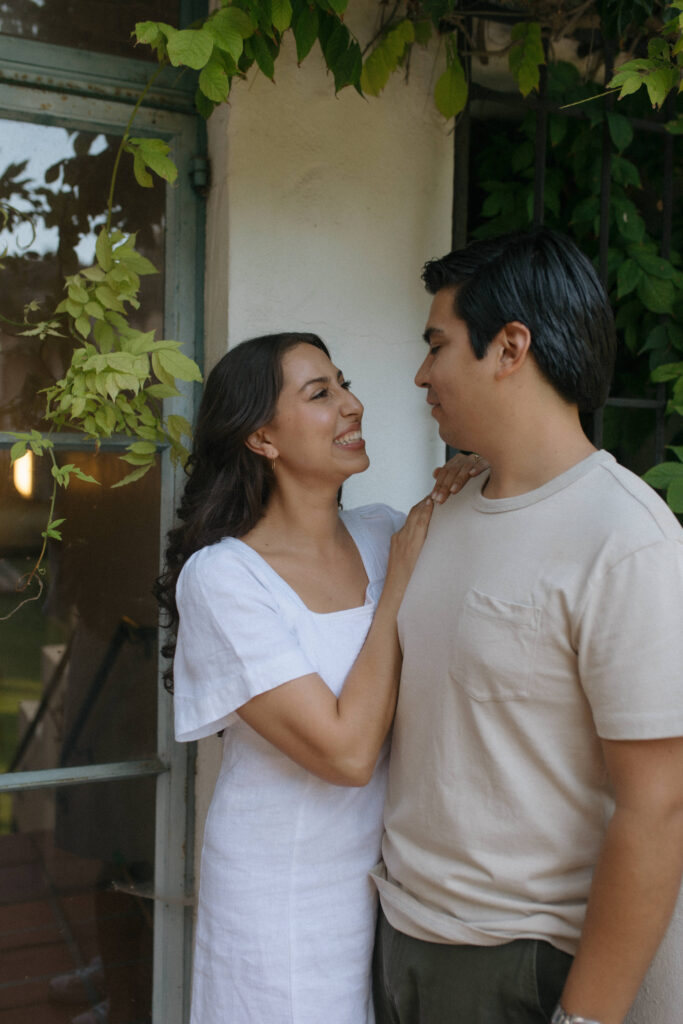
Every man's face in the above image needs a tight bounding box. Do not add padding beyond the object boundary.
[415,286,496,450]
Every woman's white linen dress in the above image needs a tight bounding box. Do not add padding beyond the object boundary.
[173,503,404,1024]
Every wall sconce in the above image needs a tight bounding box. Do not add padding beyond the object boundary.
[13,449,33,499]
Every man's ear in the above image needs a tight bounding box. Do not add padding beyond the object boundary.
[493,321,532,381]
[245,429,278,461]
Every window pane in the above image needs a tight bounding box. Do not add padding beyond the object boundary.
[0,0,180,60]
[0,448,161,774]
[0,113,161,1022]
[0,118,164,434]
[0,780,154,1023]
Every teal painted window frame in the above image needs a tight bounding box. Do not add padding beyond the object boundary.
[0,12,207,1020]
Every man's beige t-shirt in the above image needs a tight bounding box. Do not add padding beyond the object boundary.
[374,451,683,955]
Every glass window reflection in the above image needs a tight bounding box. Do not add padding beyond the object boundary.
[0,0,180,60]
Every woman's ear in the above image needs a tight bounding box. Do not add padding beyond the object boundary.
[494,321,532,380]
[245,429,278,461]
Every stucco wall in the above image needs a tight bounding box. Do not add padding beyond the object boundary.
[204,1,453,515]
[198,0,454,945]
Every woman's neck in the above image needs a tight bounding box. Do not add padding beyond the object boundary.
[245,480,343,555]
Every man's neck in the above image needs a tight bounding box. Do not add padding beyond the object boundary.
[481,412,597,500]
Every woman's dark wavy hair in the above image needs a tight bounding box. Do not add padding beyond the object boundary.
[155,332,330,690]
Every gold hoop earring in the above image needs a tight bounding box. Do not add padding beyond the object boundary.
[271,457,276,473]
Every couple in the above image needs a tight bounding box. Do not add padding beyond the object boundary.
[159,228,683,1024]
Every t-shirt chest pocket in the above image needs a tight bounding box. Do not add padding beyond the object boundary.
[450,588,542,702]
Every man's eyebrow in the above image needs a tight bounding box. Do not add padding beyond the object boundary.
[423,327,441,344]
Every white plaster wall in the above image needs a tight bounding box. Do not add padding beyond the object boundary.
[205,1,453,515]
[198,0,453,895]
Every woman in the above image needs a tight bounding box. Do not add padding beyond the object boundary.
[157,332,484,1024]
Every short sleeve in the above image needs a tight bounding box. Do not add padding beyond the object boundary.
[578,539,683,740]
[173,544,317,742]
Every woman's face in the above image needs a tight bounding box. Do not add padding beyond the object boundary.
[264,343,369,485]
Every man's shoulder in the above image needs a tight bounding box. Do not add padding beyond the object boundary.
[587,456,682,546]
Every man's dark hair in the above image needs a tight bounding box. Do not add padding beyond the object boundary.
[421,228,616,411]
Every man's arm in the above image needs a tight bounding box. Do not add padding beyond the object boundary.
[559,734,683,1024]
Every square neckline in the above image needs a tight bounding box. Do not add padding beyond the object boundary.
[227,512,375,618]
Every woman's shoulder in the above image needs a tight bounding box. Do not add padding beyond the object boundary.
[177,537,271,601]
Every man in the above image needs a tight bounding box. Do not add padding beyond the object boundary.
[372,228,683,1024]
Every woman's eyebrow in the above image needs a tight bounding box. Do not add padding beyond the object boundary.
[298,370,344,392]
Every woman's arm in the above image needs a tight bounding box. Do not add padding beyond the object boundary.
[237,498,433,786]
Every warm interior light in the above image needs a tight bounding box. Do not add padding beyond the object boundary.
[13,450,33,499]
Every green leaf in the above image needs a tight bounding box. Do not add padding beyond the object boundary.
[68,282,89,304]
[651,360,683,382]
[361,20,414,96]
[611,155,641,188]
[113,372,143,392]
[129,440,158,455]
[166,414,193,441]
[639,323,669,355]
[616,258,642,298]
[10,440,28,462]
[111,463,155,489]
[613,199,645,242]
[570,195,599,225]
[127,138,178,185]
[95,285,126,312]
[81,267,105,285]
[645,66,679,108]
[509,21,545,97]
[293,5,319,62]
[606,111,634,152]
[668,445,683,461]
[361,44,390,96]
[146,383,181,399]
[549,114,567,148]
[434,56,467,120]
[94,321,116,351]
[272,0,293,33]
[643,461,683,487]
[75,315,91,338]
[332,39,361,92]
[666,477,683,512]
[166,27,215,69]
[155,348,203,383]
[637,274,675,314]
[666,114,683,134]
[630,248,673,278]
[206,15,243,62]
[96,229,113,272]
[252,32,275,79]
[134,20,174,48]
[413,19,431,46]
[199,53,232,101]
[115,249,157,276]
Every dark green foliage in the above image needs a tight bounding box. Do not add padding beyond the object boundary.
[469,59,683,491]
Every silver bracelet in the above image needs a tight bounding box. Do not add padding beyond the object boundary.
[551,1005,604,1024]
